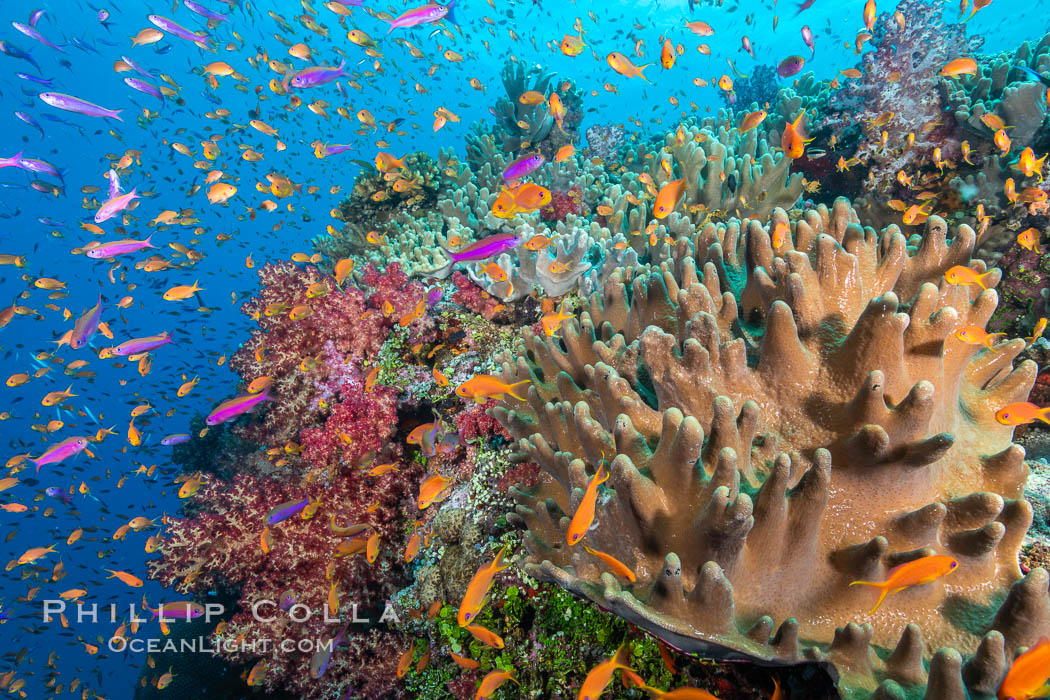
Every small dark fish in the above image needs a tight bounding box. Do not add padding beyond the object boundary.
[15,112,45,138]
[727,173,737,193]
[0,40,41,70]
[38,217,64,226]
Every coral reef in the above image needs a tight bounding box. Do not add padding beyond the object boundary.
[828,0,982,181]
[941,33,1050,149]
[494,197,1049,698]
[487,60,582,159]
[147,466,420,700]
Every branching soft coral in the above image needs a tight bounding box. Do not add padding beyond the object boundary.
[147,464,422,700]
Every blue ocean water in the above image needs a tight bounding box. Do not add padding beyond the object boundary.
[0,0,1042,697]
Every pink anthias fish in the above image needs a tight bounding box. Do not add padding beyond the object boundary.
[70,295,104,349]
[801,25,815,56]
[39,92,122,120]
[386,0,458,34]
[502,152,545,181]
[433,232,520,277]
[205,388,273,426]
[85,235,155,259]
[95,189,140,224]
[31,436,90,472]
[112,332,173,356]
[284,60,348,90]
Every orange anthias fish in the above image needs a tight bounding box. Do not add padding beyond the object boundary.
[606,52,652,82]
[848,554,958,613]
[1017,227,1042,252]
[566,464,609,546]
[466,623,505,649]
[560,33,586,57]
[997,637,1050,700]
[540,303,574,337]
[577,644,634,700]
[952,325,1006,348]
[944,265,996,290]
[739,109,767,135]
[476,668,519,699]
[995,401,1050,426]
[781,112,814,159]
[458,545,510,626]
[653,178,687,219]
[455,375,530,402]
[583,546,636,582]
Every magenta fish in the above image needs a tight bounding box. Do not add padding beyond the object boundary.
[31,436,90,472]
[502,152,545,181]
[267,499,309,525]
[95,189,140,224]
[70,295,103,349]
[0,152,24,170]
[777,55,806,78]
[113,332,173,356]
[801,25,815,56]
[39,92,122,121]
[86,235,155,259]
[285,60,348,89]
[206,389,273,425]
[386,0,458,34]
[434,232,520,277]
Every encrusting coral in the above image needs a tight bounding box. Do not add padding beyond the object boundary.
[493,197,1050,699]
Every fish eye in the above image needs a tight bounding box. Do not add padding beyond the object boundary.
[950,561,958,568]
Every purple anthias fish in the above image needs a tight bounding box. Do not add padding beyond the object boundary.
[266,498,309,525]
[32,436,89,471]
[28,9,46,27]
[435,232,520,277]
[278,590,296,611]
[70,295,103,349]
[286,60,348,89]
[148,601,205,620]
[12,22,63,52]
[310,623,349,679]
[148,15,210,48]
[19,156,60,178]
[113,331,173,356]
[502,152,545,181]
[39,92,122,121]
[386,0,458,34]
[160,433,190,446]
[86,235,155,259]
[206,388,273,425]
[17,73,51,86]
[777,55,806,78]
[45,487,73,505]
[120,55,153,78]
[183,0,227,24]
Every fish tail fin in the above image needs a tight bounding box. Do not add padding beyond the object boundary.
[385,21,396,35]
[491,544,511,573]
[1037,407,1050,426]
[595,463,611,485]
[444,0,458,26]
[112,110,123,122]
[611,642,633,670]
[849,579,890,612]
[505,379,531,401]
[978,270,996,290]
[638,63,654,83]
[143,233,155,248]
